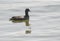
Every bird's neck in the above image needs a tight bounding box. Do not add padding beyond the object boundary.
[24,11,29,19]
[25,11,29,17]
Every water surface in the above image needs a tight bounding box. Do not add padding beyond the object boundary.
[0,0,60,41]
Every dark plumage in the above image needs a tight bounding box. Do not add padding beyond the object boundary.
[10,8,30,21]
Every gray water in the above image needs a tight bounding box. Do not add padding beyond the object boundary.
[0,0,60,41]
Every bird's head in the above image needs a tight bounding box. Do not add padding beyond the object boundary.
[25,8,30,12]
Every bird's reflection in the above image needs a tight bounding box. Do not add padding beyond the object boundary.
[10,19,31,34]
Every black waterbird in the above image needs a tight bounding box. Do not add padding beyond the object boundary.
[10,8,30,21]
[10,8,30,26]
